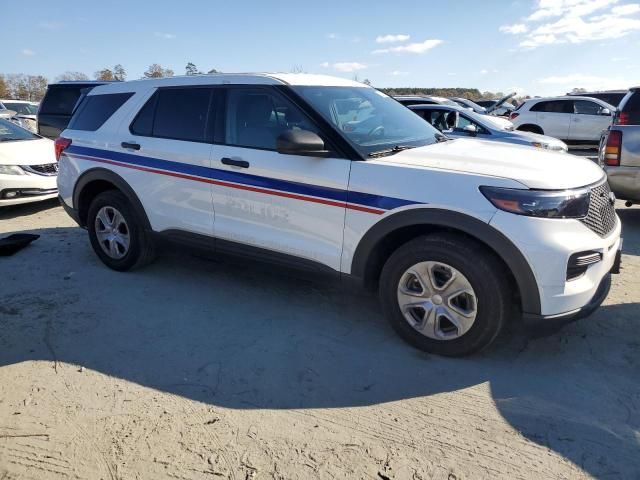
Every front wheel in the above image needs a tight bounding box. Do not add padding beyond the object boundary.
[379,233,511,356]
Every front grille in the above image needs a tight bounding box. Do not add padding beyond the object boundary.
[21,163,58,176]
[580,182,617,237]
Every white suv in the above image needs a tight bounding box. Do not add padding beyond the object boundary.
[511,96,615,144]
[56,74,622,356]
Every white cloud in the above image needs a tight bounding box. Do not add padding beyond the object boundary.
[320,61,330,68]
[372,39,443,54]
[502,0,640,48]
[499,23,529,34]
[155,32,176,39]
[376,34,411,43]
[326,33,339,40]
[538,73,631,90]
[480,69,489,74]
[38,21,63,30]
[391,70,409,76]
[332,62,367,72]
[21,49,35,56]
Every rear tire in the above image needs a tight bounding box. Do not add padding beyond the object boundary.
[379,233,511,356]
[87,190,156,271]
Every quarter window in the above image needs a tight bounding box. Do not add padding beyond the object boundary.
[68,93,134,131]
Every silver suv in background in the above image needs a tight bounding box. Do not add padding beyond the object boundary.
[600,87,640,205]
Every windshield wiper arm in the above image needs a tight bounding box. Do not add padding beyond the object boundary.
[368,145,416,158]
[435,134,452,143]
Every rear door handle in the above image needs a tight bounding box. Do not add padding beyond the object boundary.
[221,157,249,168]
[121,142,141,150]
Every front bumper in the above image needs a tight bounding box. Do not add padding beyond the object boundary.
[0,172,58,206]
[522,272,612,334]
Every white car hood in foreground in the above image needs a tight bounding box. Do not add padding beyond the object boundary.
[380,138,604,190]
[0,137,55,166]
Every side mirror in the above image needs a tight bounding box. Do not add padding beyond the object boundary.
[463,124,478,136]
[600,108,612,116]
[276,130,331,157]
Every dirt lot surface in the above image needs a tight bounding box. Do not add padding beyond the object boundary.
[1,198,639,480]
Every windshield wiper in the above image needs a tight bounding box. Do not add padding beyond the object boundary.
[435,134,452,143]
[368,145,417,158]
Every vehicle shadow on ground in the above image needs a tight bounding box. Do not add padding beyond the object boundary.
[0,225,639,478]
[0,198,60,222]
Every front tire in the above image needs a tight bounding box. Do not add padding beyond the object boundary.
[87,190,156,271]
[379,233,511,356]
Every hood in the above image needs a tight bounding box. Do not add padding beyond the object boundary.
[481,115,513,130]
[505,130,568,151]
[0,137,56,166]
[378,138,604,190]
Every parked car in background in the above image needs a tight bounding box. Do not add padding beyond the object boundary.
[396,95,513,130]
[0,100,39,133]
[0,118,58,206]
[510,96,615,145]
[600,87,640,205]
[568,90,628,108]
[475,92,517,117]
[448,97,487,114]
[37,81,109,139]
[394,95,460,107]
[56,73,620,356]
[409,104,568,152]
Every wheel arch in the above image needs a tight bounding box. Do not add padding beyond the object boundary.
[350,208,541,316]
[73,168,151,230]
[516,124,544,135]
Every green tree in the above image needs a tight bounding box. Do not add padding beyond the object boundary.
[143,64,174,78]
[185,62,200,75]
[207,68,219,74]
[362,78,372,86]
[113,64,126,81]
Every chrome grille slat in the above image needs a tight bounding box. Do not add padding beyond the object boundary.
[579,182,617,237]
[21,163,59,176]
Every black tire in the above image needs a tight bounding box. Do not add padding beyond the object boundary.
[379,233,511,356]
[87,190,156,271]
[517,124,544,135]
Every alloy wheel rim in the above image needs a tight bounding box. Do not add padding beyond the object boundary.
[397,261,478,340]
[95,206,130,260]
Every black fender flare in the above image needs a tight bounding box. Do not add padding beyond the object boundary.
[350,208,541,316]
[73,167,151,230]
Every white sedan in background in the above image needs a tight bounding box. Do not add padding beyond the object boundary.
[0,100,39,133]
[0,118,58,206]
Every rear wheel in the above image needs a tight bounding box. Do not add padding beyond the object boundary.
[379,233,511,356]
[87,190,156,271]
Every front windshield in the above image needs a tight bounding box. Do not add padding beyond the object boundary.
[292,86,441,156]
[0,118,39,141]
[4,103,38,115]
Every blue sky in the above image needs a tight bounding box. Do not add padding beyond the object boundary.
[3,0,639,96]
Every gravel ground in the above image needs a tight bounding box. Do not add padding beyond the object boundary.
[0,197,638,480]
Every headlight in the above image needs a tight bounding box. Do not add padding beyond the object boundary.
[0,165,26,175]
[480,186,590,218]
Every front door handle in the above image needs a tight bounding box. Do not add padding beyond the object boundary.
[121,142,141,150]
[221,157,249,168]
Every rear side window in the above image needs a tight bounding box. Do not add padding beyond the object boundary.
[68,92,133,131]
[530,100,572,113]
[130,88,213,142]
[619,91,640,125]
[39,88,84,115]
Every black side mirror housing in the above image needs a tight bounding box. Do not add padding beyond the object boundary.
[276,130,331,157]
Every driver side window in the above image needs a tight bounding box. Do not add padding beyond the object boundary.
[224,88,321,150]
